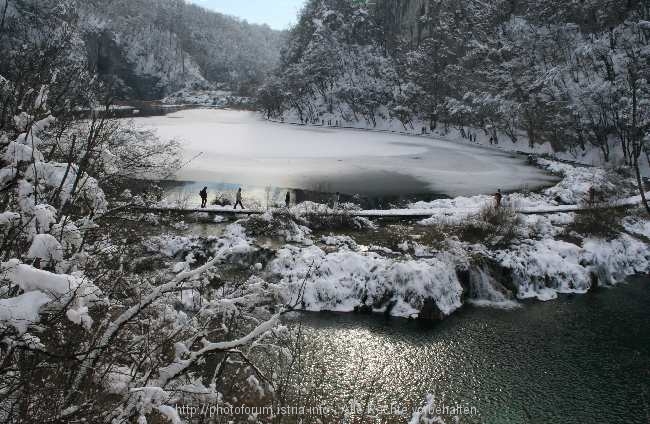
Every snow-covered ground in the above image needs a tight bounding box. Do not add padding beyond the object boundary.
[162,89,231,106]
[274,110,650,176]
[131,109,558,197]
[140,157,650,320]
[409,158,642,217]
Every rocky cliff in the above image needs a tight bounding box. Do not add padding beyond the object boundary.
[370,0,430,50]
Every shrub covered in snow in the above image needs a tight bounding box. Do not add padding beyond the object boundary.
[456,205,522,247]
[0,35,284,422]
[292,201,376,231]
[240,209,313,244]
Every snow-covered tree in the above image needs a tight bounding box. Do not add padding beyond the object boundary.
[0,3,289,422]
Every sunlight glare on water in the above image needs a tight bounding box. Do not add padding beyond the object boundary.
[284,277,650,424]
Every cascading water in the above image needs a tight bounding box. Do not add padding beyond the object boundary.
[468,266,520,309]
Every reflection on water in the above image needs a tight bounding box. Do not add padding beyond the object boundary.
[132,109,560,198]
[158,178,448,210]
[284,277,650,423]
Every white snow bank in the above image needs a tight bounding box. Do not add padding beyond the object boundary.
[27,234,64,264]
[410,195,492,211]
[50,221,83,252]
[0,211,20,226]
[31,204,57,234]
[145,235,197,257]
[410,159,641,223]
[522,212,574,239]
[212,223,256,259]
[26,161,108,213]
[497,239,589,300]
[320,234,358,249]
[0,291,51,335]
[0,167,17,188]
[146,224,256,266]
[538,159,610,204]
[269,245,463,318]
[3,141,44,164]
[1,260,103,330]
[495,234,650,301]
[624,217,650,239]
[413,198,488,224]
[583,236,650,285]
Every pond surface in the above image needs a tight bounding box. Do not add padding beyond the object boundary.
[284,276,650,423]
[132,109,558,201]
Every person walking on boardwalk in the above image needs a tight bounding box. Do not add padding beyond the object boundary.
[199,187,208,208]
[285,191,291,208]
[333,192,340,209]
[587,186,596,205]
[494,189,503,208]
[234,188,244,210]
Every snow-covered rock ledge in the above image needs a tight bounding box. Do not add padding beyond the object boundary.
[145,159,649,321]
[493,220,650,302]
[262,218,650,318]
[271,159,648,318]
[269,244,464,318]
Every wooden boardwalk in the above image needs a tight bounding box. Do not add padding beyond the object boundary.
[133,196,642,219]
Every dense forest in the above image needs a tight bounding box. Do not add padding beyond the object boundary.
[259,0,650,168]
[0,0,284,101]
[1,1,650,422]
[0,1,287,421]
[77,0,285,98]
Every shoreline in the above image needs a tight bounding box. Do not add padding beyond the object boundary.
[116,107,650,321]
[129,107,562,206]
[137,156,649,321]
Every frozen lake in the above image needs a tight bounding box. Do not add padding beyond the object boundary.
[133,109,558,198]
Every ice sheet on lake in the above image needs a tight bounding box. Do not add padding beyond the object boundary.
[132,109,558,197]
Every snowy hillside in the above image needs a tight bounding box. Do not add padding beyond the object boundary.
[1,0,284,100]
[77,0,284,99]
[1,1,649,422]
[260,0,650,169]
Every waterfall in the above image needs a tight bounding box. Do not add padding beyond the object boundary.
[468,266,520,309]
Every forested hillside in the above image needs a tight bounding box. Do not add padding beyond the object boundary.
[77,0,284,99]
[0,1,286,420]
[1,1,650,422]
[260,0,650,166]
[0,0,284,101]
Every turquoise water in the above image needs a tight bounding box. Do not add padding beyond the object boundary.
[286,276,650,423]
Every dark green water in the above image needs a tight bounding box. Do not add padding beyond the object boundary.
[286,276,650,423]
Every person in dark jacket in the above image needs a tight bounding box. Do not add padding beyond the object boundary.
[285,191,291,208]
[494,189,503,208]
[199,187,208,208]
[588,186,596,205]
[234,188,244,210]
[333,192,340,209]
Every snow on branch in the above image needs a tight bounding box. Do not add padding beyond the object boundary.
[153,312,281,388]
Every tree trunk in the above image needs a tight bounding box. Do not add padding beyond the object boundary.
[0,0,9,39]
[633,155,650,215]
[619,134,630,165]
[628,57,647,214]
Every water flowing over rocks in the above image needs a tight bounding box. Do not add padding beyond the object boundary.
[140,159,650,321]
